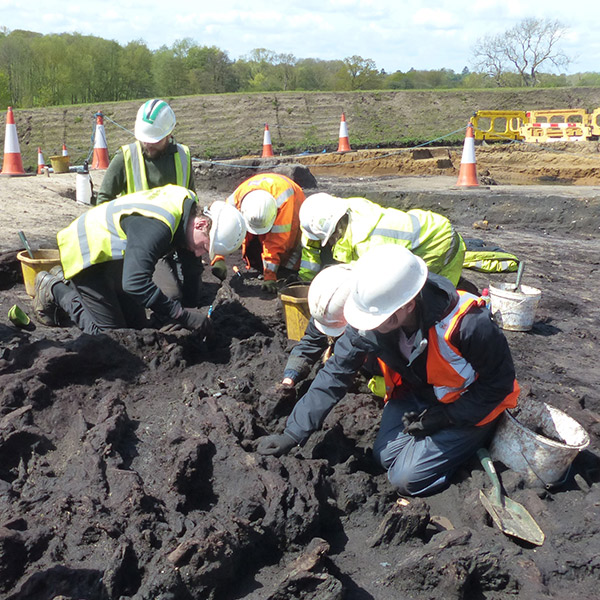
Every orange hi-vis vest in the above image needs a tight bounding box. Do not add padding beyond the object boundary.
[379,292,519,426]
[227,174,305,280]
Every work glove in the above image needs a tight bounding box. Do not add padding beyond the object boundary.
[261,279,279,294]
[177,307,210,333]
[211,260,228,282]
[402,405,452,437]
[256,432,297,457]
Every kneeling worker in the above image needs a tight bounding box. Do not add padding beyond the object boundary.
[258,245,520,497]
[33,184,246,335]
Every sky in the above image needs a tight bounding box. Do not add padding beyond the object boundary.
[1,0,599,74]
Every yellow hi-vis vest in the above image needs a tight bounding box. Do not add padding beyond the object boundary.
[122,141,192,194]
[300,197,464,285]
[58,185,195,280]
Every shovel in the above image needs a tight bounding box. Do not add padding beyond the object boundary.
[477,448,545,546]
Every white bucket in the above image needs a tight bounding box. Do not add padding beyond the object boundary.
[490,397,590,488]
[76,172,92,205]
[489,282,541,331]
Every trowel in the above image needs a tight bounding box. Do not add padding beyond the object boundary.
[478,448,545,546]
[509,261,525,292]
[18,231,35,259]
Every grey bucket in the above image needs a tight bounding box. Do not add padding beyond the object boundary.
[490,396,590,488]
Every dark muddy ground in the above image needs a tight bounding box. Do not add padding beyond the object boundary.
[0,169,599,600]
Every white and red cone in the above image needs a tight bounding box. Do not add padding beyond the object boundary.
[261,123,274,158]
[91,111,110,169]
[37,147,46,174]
[62,143,68,157]
[337,112,351,153]
[1,107,26,176]
[455,123,479,187]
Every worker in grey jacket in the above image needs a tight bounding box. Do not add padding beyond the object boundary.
[257,245,519,497]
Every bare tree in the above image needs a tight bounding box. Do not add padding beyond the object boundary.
[473,18,570,86]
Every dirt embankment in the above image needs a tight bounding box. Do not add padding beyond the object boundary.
[5,87,600,170]
[0,157,599,599]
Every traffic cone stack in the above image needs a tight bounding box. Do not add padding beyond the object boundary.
[261,123,274,158]
[91,111,110,169]
[1,107,27,176]
[62,143,68,157]
[37,147,46,174]
[455,123,479,187]
[337,112,351,153]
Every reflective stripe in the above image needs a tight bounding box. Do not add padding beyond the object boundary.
[264,260,278,273]
[274,186,294,207]
[271,223,292,234]
[371,212,421,249]
[443,228,460,266]
[283,243,303,270]
[175,144,189,188]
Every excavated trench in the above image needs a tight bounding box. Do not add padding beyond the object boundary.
[1,159,600,599]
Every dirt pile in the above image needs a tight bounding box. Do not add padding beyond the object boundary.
[0,163,599,599]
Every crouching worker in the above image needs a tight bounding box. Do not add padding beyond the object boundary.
[220,173,305,293]
[257,245,520,497]
[32,184,246,335]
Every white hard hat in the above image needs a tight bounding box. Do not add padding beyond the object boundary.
[344,245,428,331]
[299,193,349,246]
[240,189,277,235]
[308,264,354,337]
[135,99,176,143]
[206,201,247,260]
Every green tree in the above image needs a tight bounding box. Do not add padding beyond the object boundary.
[339,55,383,90]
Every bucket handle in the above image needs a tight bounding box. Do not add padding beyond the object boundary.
[519,448,571,490]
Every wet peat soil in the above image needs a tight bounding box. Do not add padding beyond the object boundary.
[0,180,600,600]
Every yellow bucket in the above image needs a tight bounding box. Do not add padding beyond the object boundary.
[17,249,61,296]
[279,283,310,341]
[49,155,70,173]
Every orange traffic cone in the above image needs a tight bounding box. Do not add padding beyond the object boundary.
[37,147,46,174]
[1,107,27,176]
[62,143,68,157]
[337,112,351,153]
[455,123,479,187]
[261,123,274,158]
[91,111,110,169]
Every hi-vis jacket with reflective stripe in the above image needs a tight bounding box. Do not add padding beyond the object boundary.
[122,141,192,194]
[227,173,305,281]
[284,273,519,444]
[378,291,519,426]
[299,197,465,285]
[58,185,194,281]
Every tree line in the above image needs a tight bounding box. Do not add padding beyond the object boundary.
[1,19,598,110]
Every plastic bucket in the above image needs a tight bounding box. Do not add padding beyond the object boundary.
[17,249,61,296]
[489,282,541,331]
[490,396,590,488]
[279,283,310,341]
[49,155,70,173]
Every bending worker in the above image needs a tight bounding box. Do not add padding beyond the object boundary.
[299,193,465,286]
[32,184,245,335]
[258,245,520,497]
[223,173,305,293]
[97,99,210,303]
